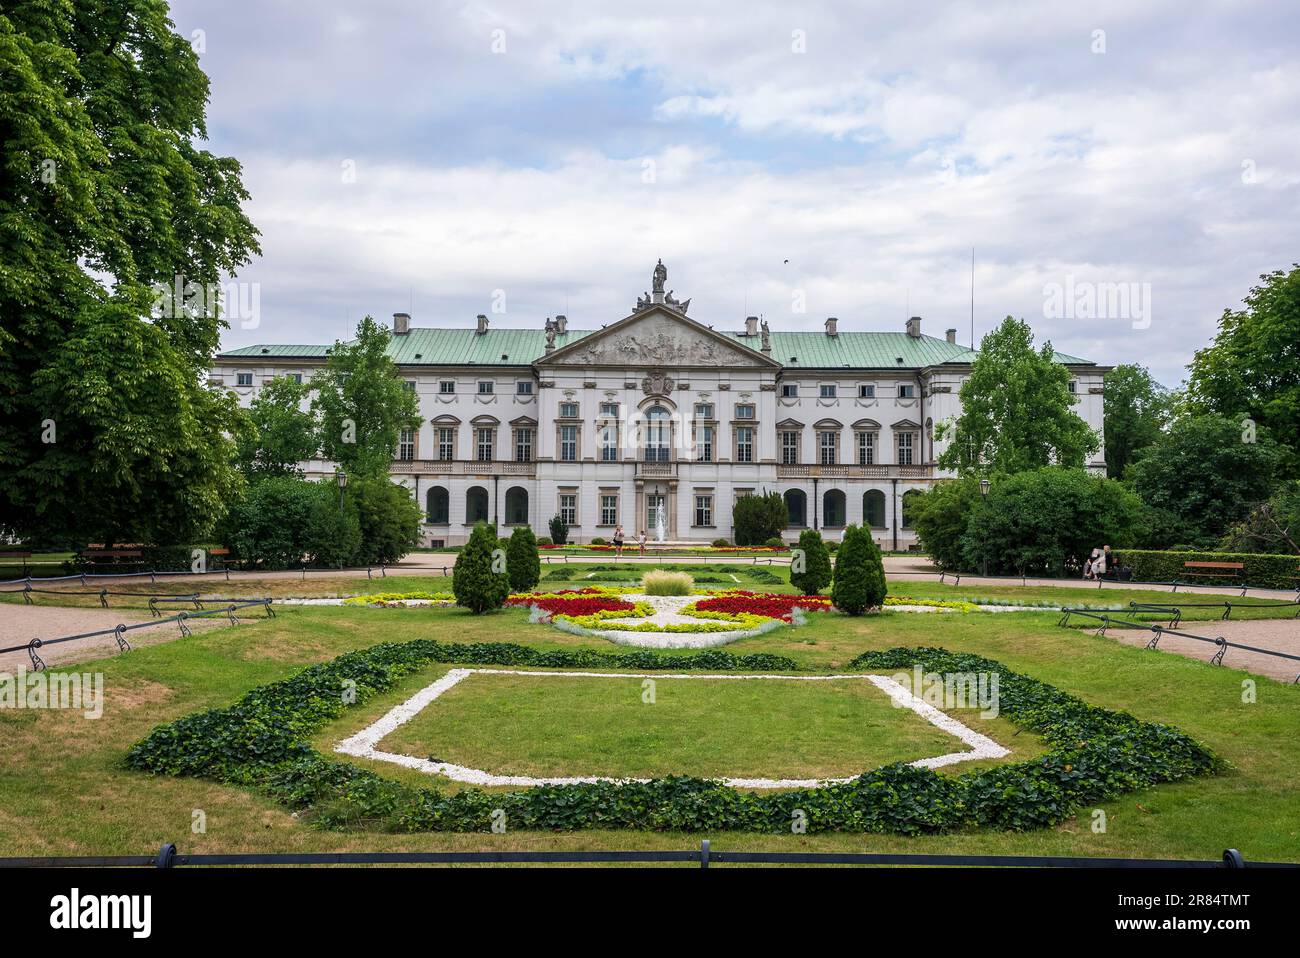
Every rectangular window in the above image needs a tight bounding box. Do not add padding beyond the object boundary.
[734,404,755,420]
[516,381,534,396]
[477,381,494,395]
[559,494,577,525]
[476,428,494,462]
[858,384,875,399]
[437,428,455,461]
[599,424,618,462]
[560,424,578,462]
[820,384,837,399]
[857,431,875,465]
[600,494,618,526]
[1068,379,1077,394]
[819,431,837,465]
[694,495,713,527]
[695,403,714,419]
[600,401,619,417]
[897,431,914,465]
[780,383,798,398]
[398,429,415,461]
[736,426,754,463]
[439,381,455,394]
[696,425,714,462]
[559,401,579,418]
[514,428,533,463]
[404,380,416,392]
[236,372,253,387]
[781,431,799,465]
[288,373,303,384]
[898,384,916,399]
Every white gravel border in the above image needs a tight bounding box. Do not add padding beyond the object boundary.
[335,668,1010,789]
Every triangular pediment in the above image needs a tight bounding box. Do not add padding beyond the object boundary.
[536,306,780,369]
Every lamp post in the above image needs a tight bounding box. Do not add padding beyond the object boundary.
[979,478,990,578]
[336,470,348,507]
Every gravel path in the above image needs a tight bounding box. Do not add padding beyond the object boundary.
[1092,619,1300,683]
[0,604,224,670]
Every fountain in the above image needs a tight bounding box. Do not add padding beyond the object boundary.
[654,500,667,544]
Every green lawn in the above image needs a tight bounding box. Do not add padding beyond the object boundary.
[2,591,1298,861]
[374,671,981,780]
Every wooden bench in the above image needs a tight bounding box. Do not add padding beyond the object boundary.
[0,550,32,575]
[79,548,145,572]
[1179,560,1246,595]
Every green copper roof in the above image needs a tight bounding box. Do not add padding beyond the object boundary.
[219,326,1095,367]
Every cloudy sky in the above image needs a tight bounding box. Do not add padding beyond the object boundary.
[172,0,1299,386]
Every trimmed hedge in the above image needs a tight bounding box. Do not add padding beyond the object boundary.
[125,641,1218,834]
[1115,549,1300,589]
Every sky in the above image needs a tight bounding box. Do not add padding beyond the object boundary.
[171,0,1300,387]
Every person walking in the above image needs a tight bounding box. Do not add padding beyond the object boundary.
[613,525,624,559]
[637,529,647,557]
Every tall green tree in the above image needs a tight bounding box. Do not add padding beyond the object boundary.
[937,316,1098,476]
[1103,364,1169,479]
[0,0,260,545]
[506,525,541,591]
[789,528,832,595]
[235,375,320,479]
[831,524,886,615]
[312,316,422,478]
[732,490,786,545]
[1187,266,1300,474]
[452,522,510,614]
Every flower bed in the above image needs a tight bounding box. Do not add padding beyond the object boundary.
[342,591,455,606]
[689,590,833,621]
[505,589,640,618]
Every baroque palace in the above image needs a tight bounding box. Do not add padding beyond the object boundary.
[211,262,1108,547]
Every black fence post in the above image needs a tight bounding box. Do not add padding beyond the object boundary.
[1223,849,1244,868]
[699,839,710,869]
[155,843,177,868]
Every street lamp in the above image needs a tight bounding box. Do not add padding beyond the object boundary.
[979,478,990,578]
[336,470,348,506]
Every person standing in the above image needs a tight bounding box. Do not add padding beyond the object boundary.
[637,529,647,557]
[613,525,624,558]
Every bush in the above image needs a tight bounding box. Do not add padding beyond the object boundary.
[1113,549,1300,589]
[349,477,422,566]
[506,526,541,592]
[590,537,606,545]
[711,538,731,548]
[537,537,552,547]
[548,514,569,546]
[218,476,360,570]
[906,478,981,570]
[641,570,693,595]
[764,537,785,549]
[789,528,832,595]
[961,468,1145,576]
[452,523,510,614]
[832,524,886,615]
[732,491,786,546]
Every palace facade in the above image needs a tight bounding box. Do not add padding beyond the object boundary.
[211,263,1109,548]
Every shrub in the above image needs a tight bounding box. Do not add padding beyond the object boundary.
[732,491,786,546]
[764,537,784,549]
[789,528,832,595]
[906,478,981,570]
[832,524,885,615]
[452,523,510,614]
[711,538,731,548]
[548,514,569,546]
[1113,548,1300,589]
[349,477,423,566]
[505,526,541,592]
[590,537,606,545]
[537,536,552,547]
[218,476,360,569]
[641,570,693,595]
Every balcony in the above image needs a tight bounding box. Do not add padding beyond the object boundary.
[636,460,677,479]
[776,463,933,480]
[389,459,537,478]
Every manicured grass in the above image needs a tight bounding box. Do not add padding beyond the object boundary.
[376,671,974,780]
[2,594,1299,862]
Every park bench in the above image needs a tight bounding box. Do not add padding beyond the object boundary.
[1178,560,1246,596]
[79,547,146,573]
[0,550,32,575]
[207,547,231,571]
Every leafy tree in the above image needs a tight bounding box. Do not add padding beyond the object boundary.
[0,2,260,545]
[732,491,787,546]
[218,477,359,570]
[1219,480,1300,555]
[506,526,541,591]
[937,317,1099,476]
[962,468,1147,576]
[1127,414,1282,546]
[350,477,422,565]
[1103,364,1169,479]
[906,478,982,570]
[235,375,320,479]
[548,514,569,546]
[1187,266,1300,474]
[312,316,421,479]
[789,528,832,595]
[452,522,509,614]
[831,524,886,615]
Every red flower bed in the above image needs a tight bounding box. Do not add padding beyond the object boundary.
[693,591,832,620]
[505,590,636,616]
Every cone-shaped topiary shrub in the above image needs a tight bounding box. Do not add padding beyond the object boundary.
[453,522,510,614]
[831,524,886,615]
[789,528,832,595]
[506,525,541,592]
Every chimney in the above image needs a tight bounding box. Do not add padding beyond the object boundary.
[555,314,568,334]
[476,314,489,335]
[392,312,410,335]
[824,317,838,337]
[945,328,957,344]
[906,315,921,338]
[745,316,758,336]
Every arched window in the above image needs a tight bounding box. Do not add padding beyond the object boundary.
[504,486,529,526]
[426,486,449,524]
[823,489,846,528]
[643,405,670,462]
[863,489,886,529]
[466,486,489,525]
[901,489,922,529]
[784,489,807,528]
